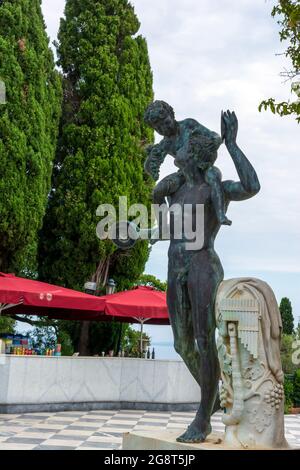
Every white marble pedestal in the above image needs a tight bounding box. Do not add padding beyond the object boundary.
[123,430,226,450]
[122,431,292,451]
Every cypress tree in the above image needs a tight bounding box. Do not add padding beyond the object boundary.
[39,0,153,290]
[279,297,294,335]
[38,0,154,353]
[0,0,62,273]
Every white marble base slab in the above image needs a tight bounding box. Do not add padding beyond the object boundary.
[122,430,293,451]
[123,430,227,450]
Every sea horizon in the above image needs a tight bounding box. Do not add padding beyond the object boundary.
[151,341,182,361]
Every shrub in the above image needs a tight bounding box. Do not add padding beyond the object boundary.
[293,369,300,407]
[284,375,294,414]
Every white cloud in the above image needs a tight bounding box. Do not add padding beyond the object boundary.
[41,1,62,45]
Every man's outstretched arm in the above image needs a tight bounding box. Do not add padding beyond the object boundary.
[222,111,260,201]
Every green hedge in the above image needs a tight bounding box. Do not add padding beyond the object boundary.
[284,371,300,413]
[294,369,300,407]
[284,375,294,414]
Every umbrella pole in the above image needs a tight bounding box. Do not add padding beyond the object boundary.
[133,317,151,359]
[140,320,143,358]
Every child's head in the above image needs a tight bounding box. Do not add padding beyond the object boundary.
[188,128,223,170]
[144,101,177,137]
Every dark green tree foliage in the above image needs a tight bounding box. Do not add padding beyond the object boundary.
[0,0,62,273]
[296,320,300,338]
[280,297,294,335]
[38,0,154,292]
[0,316,15,334]
[138,274,167,291]
[260,0,300,121]
[60,319,127,355]
[283,375,294,413]
[54,319,148,357]
[281,333,298,373]
[293,369,300,407]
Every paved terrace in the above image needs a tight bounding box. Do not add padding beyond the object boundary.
[0,410,299,450]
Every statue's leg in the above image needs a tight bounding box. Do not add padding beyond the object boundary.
[177,249,223,443]
[167,266,202,387]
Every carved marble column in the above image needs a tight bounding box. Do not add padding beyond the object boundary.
[215,278,289,449]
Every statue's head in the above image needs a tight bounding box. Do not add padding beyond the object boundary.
[144,100,177,137]
[175,127,223,171]
[188,128,222,169]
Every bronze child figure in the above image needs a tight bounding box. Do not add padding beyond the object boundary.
[144,100,232,228]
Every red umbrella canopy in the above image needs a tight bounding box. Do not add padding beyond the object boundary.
[0,272,106,319]
[99,286,169,324]
[0,274,169,325]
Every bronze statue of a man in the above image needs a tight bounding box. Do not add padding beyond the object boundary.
[144,101,260,443]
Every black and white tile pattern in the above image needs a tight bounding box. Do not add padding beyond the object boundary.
[0,410,299,450]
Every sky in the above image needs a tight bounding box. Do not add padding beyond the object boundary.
[41,0,300,350]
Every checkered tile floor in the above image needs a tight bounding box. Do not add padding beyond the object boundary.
[0,410,299,450]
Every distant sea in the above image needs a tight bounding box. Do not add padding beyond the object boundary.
[151,342,182,361]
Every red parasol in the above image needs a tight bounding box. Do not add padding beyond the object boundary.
[97,285,169,354]
[0,274,169,324]
[0,272,107,320]
[98,286,169,324]
[0,275,169,355]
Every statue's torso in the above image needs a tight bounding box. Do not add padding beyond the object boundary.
[168,181,221,252]
[162,119,229,261]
